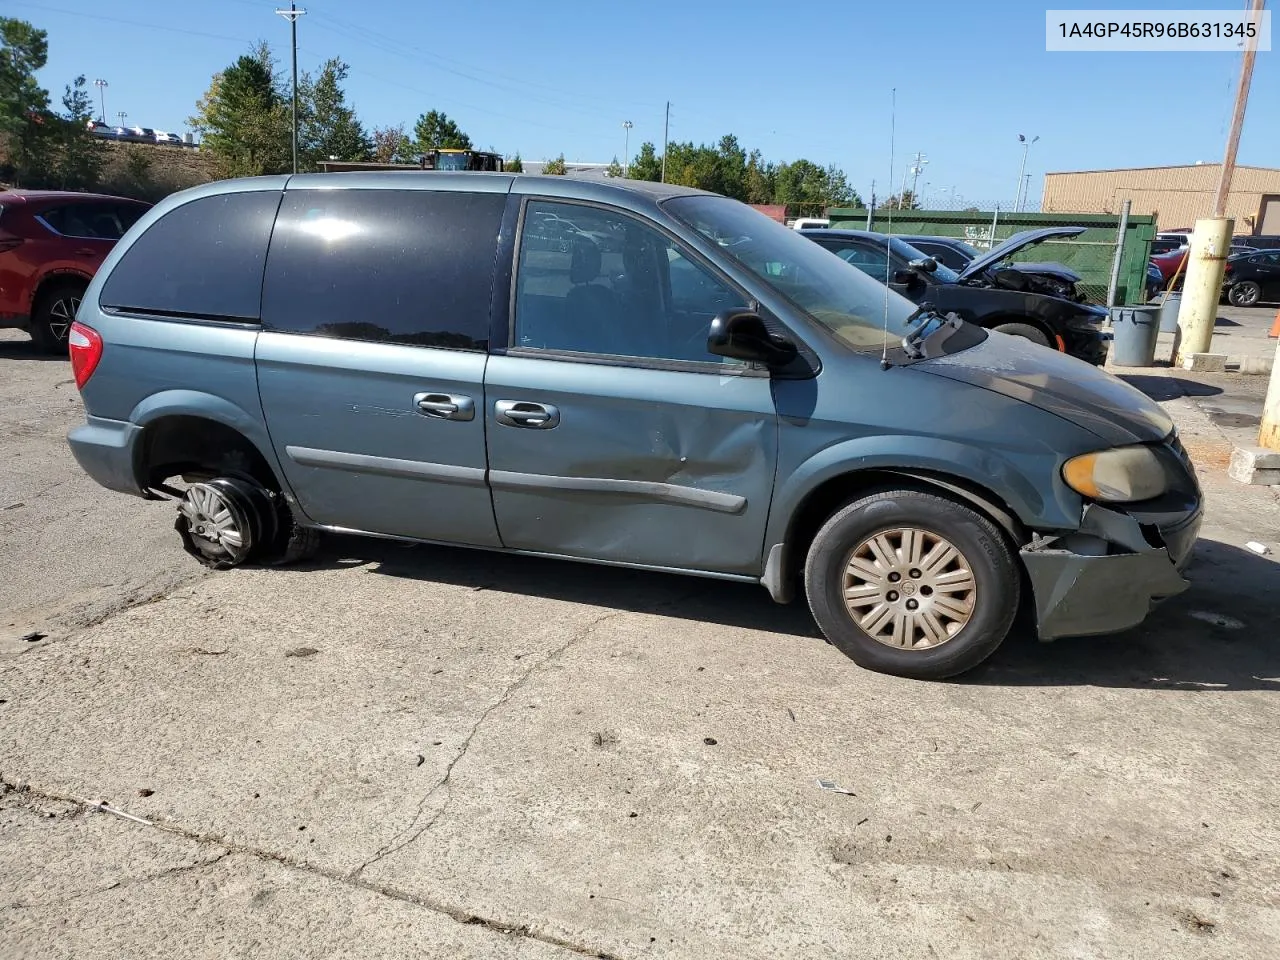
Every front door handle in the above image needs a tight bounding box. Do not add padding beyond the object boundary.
[414,392,475,421]
[495,400,560,429]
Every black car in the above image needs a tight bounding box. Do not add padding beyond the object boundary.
[1234,234,1280,251]
[1223,249,1280,306]
[896,233,1088,302]
[801,228,1110,365]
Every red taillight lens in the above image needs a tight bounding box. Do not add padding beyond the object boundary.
[68,321,103,388]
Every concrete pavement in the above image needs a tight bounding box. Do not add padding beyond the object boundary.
[2,329,1279,959]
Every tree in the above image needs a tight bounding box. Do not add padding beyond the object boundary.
[605,155,623,178]
[371,123,412,164]
[190,42,290,177]
[0,17,51,183]
[506,152,523,173]
[542,153,566,175]
[628,142,661,182]
[879,190,919,211]
[412,109,470,153]
[298,58,369,169]
[744,150,775,204]
[47,75,103,189]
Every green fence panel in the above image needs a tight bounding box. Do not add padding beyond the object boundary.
[824,209,1156,305]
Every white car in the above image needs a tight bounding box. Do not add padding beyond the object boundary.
[792,217,830,231]
[154,131,184,146]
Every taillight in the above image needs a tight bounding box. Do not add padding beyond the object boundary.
[68,321,103,388]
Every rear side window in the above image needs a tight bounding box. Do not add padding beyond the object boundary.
[40,202,141,240]
[261,189,504,350]
[99,191,280,320]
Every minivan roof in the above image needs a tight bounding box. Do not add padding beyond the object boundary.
[276,170,715,203]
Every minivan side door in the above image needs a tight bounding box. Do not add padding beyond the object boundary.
[255,182,506,546]
[483,196,778,577]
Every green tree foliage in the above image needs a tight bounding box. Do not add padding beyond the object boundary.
[605,155,623,178]
[542,153,567,175]
[299,58,369,168]
[627,142,661,182]
[506,152,523,173]
[412,109,471,153]
[190,42,291,177]
[627,135,860,211]
[879,190,919,211]
[0,20,102,188]
[370,123,412,164]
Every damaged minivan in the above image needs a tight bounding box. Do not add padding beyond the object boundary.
[67,174,1202,679]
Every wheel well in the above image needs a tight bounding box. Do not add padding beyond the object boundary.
[984,313,1054,340]
[31,272,89,314]
[136,416,280,494]
[782,469,1028,584]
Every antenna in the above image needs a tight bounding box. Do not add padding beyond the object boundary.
[881,88,896,369]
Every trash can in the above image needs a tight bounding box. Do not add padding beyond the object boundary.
[1158,292,1182,334]
[1109,305,1161,366]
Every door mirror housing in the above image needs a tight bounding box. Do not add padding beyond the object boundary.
[707,309,798,367]
[908,257,938,274]
[892,269,920,285]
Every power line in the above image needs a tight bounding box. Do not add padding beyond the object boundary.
[8,1,253,45]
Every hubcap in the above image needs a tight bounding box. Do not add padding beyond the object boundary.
[48,296,81,342]
[178,483,247,560]
[1235,284,1259,306]
[842,527,977,650]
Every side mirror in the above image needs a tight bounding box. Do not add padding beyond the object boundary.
[707,310,798,367]
[892,269,919,285]
[908,257,938,274]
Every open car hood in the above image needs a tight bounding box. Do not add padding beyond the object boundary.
[958,226,1088,281]
[1010,261,1082,283]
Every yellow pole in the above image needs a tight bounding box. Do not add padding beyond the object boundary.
[1174,218,1233,364]
[1261,340,1280,451]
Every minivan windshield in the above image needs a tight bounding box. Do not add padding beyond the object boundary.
[665,195,920,353]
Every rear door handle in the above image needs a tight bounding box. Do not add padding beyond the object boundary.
[495,400,560,429]
[414,392,474,421]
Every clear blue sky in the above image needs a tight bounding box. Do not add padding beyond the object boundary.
[14,0,1277,206]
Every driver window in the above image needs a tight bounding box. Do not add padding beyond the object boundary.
[827,242,890,279]
[513,200,744,364]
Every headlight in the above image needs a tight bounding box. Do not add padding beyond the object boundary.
[1062,445,1169,502]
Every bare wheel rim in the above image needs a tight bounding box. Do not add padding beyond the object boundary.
[842,527,977,650]
[47,295,81,342]
[1232,283,1259,306]
[178,483,249,561]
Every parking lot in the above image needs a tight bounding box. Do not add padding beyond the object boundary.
[2,328,1280,958]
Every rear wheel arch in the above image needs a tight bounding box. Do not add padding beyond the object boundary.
[30,269,91,315]
[134,414,282,494]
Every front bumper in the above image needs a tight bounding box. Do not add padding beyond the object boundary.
[1063,325,1111,367]
[67,416,146,498]
[1021,501,1202,640]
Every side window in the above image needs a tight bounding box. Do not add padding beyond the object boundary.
[261,189,504,350]
[99,191,280,320]
[825,242,890,279]
[513,200,744,364]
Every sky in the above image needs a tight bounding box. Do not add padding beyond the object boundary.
[14,0,1277,207]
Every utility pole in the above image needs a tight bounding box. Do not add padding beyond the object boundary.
[1177,0,1265,369]
[1214,0,1264,216]
[93,79,108,123]
[661,101,669,183]
[1015,134,1038,212]
[622,120,632,178]
[866,179,875,229]
[275,2,307,175]
[908,151,928,203]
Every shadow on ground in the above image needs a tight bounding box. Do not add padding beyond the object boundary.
[1118,373,1223,401]
[0,339,64,362]
[302,535,1279,692]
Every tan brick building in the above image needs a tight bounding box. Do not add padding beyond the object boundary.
[1041,164,1280,233]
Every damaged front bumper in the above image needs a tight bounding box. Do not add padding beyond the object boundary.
[1021,501,1202,640]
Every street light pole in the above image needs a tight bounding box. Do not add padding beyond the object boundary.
[275,2,307,174]
[622,120,632,178]
[93,79,108,123]
[117,111,127,129]
[1015,134,1038,212]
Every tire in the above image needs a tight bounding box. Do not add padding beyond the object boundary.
[991,321,1052,348]
[30,279,86,354]
[803,490,1020,680]
[175,477,278,570]
[1227,281,1261,307]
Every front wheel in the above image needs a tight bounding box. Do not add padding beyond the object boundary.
[1227,280,1261,307]
[803,490,1020,680]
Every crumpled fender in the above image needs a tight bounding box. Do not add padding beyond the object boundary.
[1021,504,1189,640]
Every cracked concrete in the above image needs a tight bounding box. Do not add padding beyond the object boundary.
[3,331,1280,958]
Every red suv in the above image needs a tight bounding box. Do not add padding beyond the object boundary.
[0,190,150,352]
